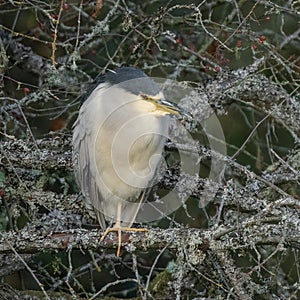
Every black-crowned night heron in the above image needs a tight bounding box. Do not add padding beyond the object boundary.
[72,67,188,255]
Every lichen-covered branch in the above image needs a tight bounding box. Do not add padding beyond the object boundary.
[0,219,298,254]
[0,1,299,296]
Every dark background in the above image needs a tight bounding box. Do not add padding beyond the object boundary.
[0,1,299,299]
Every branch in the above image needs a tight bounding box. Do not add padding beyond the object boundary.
[0,217,299,255]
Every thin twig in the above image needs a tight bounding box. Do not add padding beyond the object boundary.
[2,235,51,300]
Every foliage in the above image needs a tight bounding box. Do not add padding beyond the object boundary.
[0,0,299,299]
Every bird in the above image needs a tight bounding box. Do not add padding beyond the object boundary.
[72,67,188,255]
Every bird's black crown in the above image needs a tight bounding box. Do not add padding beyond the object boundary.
[81,67,161,103]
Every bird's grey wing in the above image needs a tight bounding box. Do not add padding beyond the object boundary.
[72,110,106,229]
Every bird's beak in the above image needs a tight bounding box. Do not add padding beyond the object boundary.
[156,98,192,118]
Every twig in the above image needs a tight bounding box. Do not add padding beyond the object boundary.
[2,235,51,300]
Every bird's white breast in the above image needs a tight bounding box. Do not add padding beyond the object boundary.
[76,84,169,204]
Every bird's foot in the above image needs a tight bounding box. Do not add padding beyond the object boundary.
[100,227,148,256]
